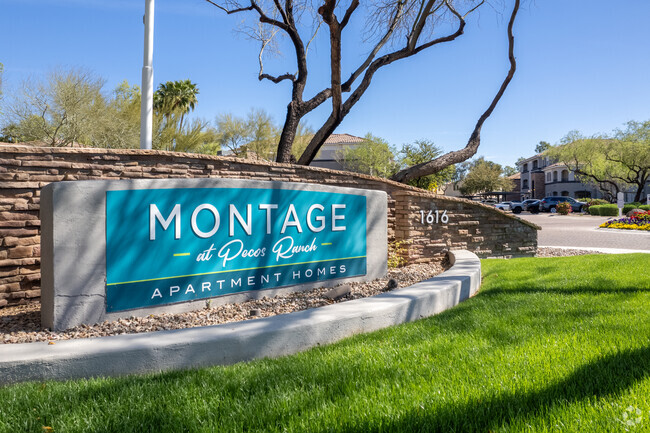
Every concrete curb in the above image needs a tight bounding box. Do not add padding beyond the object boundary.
[540,246,650,254]
[0,250,481,386]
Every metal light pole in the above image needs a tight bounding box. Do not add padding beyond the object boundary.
[140,0,155,150]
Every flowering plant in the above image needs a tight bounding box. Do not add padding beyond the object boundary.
[600,210,650,231]
[556,201,572,215]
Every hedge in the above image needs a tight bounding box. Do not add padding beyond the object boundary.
[623,204,642,214]
[589,204,650,216]
[589,204,619,216]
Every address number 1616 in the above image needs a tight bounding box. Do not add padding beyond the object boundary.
[419,209,448,225]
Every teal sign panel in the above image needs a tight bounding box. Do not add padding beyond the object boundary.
[105,188,367,312]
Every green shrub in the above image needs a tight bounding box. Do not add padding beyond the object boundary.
[589,205,602,216]
[590,204,619,216]
[598,204,619,216]
[623,203,646,213]
[584,199,608,212]
[623,204,640,214]
[640,205,650,211]
[387,239,411,268]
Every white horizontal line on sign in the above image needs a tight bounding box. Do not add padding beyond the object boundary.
[106,256,367,287]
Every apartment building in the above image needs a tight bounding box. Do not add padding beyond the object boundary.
[517,154,648,201]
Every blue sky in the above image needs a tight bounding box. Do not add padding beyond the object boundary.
[2,0,649,167]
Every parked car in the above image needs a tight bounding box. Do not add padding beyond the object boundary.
[539,196,587,213]
[494,202,511,211]
[509,199,538,214]
[525,200,541,214]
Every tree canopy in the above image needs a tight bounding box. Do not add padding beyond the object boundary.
[3,69,106,146]
[1,70,217,153]
[535,141,551,154]
[335,133,397,178]
[458,157,514,195]
[214,109,313,160]
[547,121,650,202]
[205,0,520,182]
[397,139,455,190]
[154,79,199,131]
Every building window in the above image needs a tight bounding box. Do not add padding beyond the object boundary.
[553,171,558,182]
[561,191,569,196]
[523,163,528,173]
[532,160,538,170]
[523,179,528,189]
[546,173,551,182]
[576,191,591,199]
[561,170,569,181]
[553,191,558,196]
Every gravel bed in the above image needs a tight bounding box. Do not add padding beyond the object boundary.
[0,248,605,345]
[1,262,446,345]
[535,247,604,257]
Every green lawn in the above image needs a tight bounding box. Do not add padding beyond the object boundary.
[1,254,649,433]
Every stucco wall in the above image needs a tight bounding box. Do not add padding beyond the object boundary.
[0,145,538,308]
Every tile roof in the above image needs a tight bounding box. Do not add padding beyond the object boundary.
[544,162,568,169]
[324,133,365,144]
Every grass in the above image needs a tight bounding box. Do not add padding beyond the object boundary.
[1,254,650,432]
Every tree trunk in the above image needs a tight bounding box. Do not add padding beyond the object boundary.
[297,112,342,165]
[276,101,303,162]
[633,173,648,202]
[634,186,642,203]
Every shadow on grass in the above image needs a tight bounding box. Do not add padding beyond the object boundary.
[343,345,650,433]
[480,278,650,297]
[19,344,650,433]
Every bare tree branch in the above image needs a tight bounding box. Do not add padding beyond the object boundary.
[297,1,472,165]
[207,0,507,170]
[259,73,297,83]
[342,0,406,91]
[303,88,332,112]
[407,0,438,51]
[272,0,290,24]
[305,20,323,55]
[391,0,520,183]
[466,0,485,17]
[340,0,360,29]
[257,28,297,83]
[204,0,255,14]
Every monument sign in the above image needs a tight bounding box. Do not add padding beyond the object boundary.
[41,179,387,330]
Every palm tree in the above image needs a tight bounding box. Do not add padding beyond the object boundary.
[153,80,199,131]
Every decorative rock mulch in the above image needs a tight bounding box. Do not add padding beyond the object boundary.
[1,262,446,344]
[0,248,604,345]
[535,247,604,257]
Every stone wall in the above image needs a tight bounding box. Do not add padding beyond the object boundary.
[0,144,538,307]
[393,191,537,263]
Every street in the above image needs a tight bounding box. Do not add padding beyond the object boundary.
[515,213,650,253]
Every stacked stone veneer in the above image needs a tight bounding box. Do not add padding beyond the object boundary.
[393,191,537,263]
[0,145,538,308]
